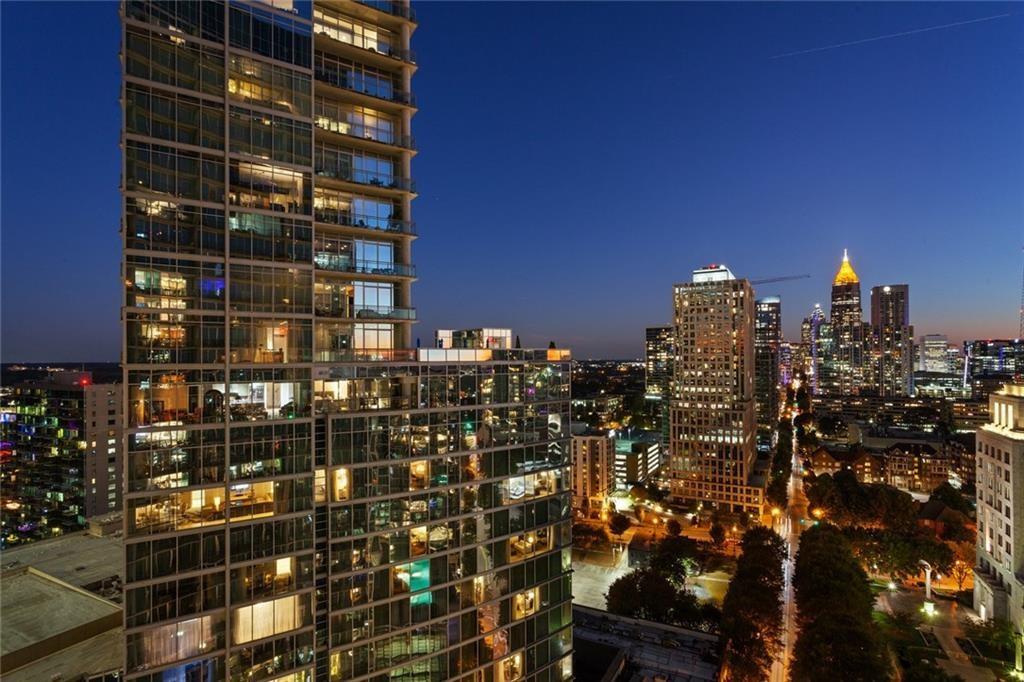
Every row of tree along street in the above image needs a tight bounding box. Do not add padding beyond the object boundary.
[719,527,787,681]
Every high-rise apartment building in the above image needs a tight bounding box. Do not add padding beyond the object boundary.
[974,384,1024,628]
[570,433,615,516]
[120,4,573,681]
[823,250,867,395]
[669,265,764,515]
[0,372,123,544]
[754,296,781,430]
[870,284,913,397]
[644,325,673,444]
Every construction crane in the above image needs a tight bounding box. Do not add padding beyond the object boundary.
[750,274,811,286]
[1019,246,1023,339]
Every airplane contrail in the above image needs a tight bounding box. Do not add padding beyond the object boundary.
[770,13,1012,59]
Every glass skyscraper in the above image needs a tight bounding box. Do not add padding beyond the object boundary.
[121,3,572,680]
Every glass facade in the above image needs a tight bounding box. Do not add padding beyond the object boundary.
[121,2,571,681]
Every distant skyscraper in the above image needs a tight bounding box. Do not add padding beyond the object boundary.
[920,334,951,372]
[974,383,1024,626]
[965,339,1024,401]
[645,325,674,444]
[824,250,867,395]
[669,265,764,515]
[755,297,782,429]
[870,284,913,396]
[802,303,826,394]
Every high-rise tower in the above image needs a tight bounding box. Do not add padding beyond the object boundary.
[754,296,781,430]
[669,265,764,515]
[824,250,867,395]
[120,4,573,681]
[870,284,913,396]
[644,325,674,445]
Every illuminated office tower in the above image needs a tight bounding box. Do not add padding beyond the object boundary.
[920,334,951,372]
[644,325,674,444]
[754,296,781,430]
[824,250,867,395]
[669,265,764,515]
[870,284,913,397]
[121,3,572,681]
[801,303,825,394]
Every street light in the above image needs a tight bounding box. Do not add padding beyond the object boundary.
[919,560,935,617]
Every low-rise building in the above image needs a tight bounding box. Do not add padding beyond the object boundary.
[613,430,662,489]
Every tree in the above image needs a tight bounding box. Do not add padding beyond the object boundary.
[666,518,682,537]
[606,567,719,632]
[766,473,789,510]
[606,569,676,623]
[929,482,973,515]
[796,385,811,413]
[609,513,632,541]
[710,522,726,549]
[792,525,889,681]
[649,534,701,585]
[903,662,965,682]
[950,559,972,593]
[720,527,786,681]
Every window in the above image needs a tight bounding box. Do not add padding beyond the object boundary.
[231,593,311,645]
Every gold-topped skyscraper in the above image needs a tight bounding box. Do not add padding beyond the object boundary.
[823,249,868,395]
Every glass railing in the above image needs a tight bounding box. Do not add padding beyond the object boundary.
[312,209,416,235]
[314,25,416,63]
[313,255,416,277]
[314,117,416,150]
[355,0,417,21]
[314,303,416,320]
[314,69,416,106]
[315,165,415,193]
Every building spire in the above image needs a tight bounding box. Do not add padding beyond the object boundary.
[833,249,859,285]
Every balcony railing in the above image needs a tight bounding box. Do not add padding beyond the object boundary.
[314,117,416,150]
[314,26,417,64]
[313,256,416,278]
[315,69,416,106]
[315,166,415,193]
[314,303,417,320]
[313,209,416,235]
[355,0,416,22]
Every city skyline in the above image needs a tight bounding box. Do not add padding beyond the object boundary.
[3,1,1023,361]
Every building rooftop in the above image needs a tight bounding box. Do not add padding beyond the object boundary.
[573,605,719,682]
[1,529,123,597]
[0,567,122,677]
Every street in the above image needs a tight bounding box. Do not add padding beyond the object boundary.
[770,429,808,682]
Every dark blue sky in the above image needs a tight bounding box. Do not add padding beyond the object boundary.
[2,2,1022,361]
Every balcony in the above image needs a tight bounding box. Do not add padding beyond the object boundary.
[313,255,416,278]
[313,208,416,235]
[314,116,416,151]
[315,68,415,107]
[355,0,416,22]
[314,302,417,321]
[314,25,416,64]
[315,165,415,193]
